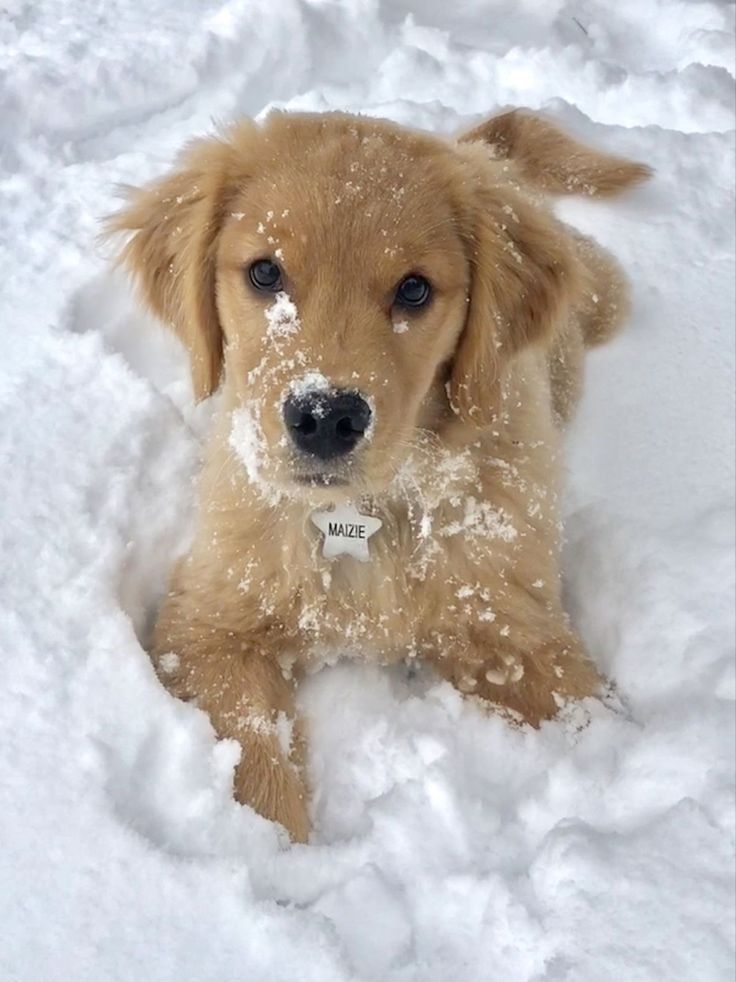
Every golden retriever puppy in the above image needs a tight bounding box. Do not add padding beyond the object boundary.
[109,109,649,842]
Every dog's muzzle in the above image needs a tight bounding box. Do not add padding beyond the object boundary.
[282,388,371,461]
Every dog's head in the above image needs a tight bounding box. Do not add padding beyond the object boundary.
[109,111,581,500]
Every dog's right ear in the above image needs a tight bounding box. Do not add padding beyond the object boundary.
[104,126,254,400]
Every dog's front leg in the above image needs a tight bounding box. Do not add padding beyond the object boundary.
[151,610,309,842]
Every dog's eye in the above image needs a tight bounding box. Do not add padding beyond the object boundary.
[248,259,283,292]
[395,275,431,308]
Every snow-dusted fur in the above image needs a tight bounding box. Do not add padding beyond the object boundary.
[110,109,647,840]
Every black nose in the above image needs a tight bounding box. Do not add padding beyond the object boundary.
[283,389,372,460]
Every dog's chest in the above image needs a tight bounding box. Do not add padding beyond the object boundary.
[290,491,524,667]
[238,435,555,666]
[294,528,417,664]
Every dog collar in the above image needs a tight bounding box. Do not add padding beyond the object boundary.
[310,503,382,562]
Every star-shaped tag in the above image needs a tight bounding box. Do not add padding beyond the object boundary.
[310,502,383,562]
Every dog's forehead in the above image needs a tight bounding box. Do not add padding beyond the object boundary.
[254,113,449,187]
[229,118,463,269]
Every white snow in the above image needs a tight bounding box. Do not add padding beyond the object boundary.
[1,2,734,981]
[265,291,302,339]
[289,370,333,396]
[229,401,271,489]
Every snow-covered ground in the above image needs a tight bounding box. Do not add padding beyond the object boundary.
[1,1,734,979]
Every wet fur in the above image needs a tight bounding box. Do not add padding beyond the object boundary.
[109,109,649,841]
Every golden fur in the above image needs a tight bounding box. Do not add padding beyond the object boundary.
[108,109,650,842]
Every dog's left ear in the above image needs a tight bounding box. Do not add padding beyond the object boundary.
[448,177,581,427]
[105,128,252,400]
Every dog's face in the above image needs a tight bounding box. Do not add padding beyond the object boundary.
[112,112,580,500]
[216,133,471,497]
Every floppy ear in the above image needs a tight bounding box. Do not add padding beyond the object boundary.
[459,108,652,197]
[448,182,581,427]
[105,131,248,400]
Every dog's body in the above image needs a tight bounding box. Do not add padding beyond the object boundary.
[111,110,649,841]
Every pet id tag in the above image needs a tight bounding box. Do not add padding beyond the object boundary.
[310,502,382,562]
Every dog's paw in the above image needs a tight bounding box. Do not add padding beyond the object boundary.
[442,635,603,728]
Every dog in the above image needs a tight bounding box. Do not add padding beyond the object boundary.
[108,108,649,841]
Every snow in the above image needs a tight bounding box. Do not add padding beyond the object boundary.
[290,370,333,396]
[1,1,734,980]
[229,400,273,498]
[265,293,302,340]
